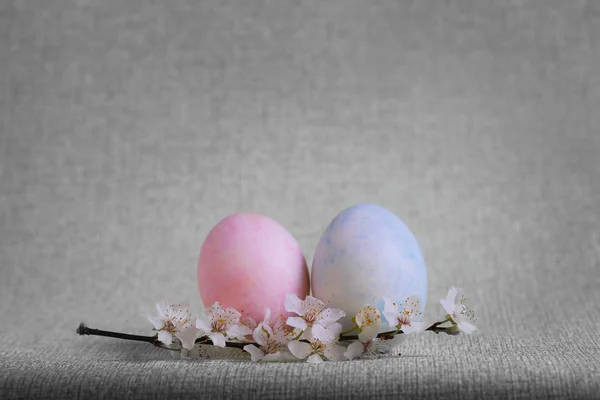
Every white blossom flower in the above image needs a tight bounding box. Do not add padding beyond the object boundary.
[284,293,346,332]
[354,304,382,342]
[287,323,346,363]
[146,301,198,348]
[383,296,429,334]
[244,308,294,362]
[440,287,478,333]
[344,304,400,360]
[196,302,252,347]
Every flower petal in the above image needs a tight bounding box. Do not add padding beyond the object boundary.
[317,307,346,327]
[288,340,313,359]
[252,323,270,347]
[223,307,242,323]
[210,332,226,347]
[286,316,308,331]
[303,296,325,317]
[272,330,291,346]
[455,303,478,328]
[206,301,224,320]
[284,293,305,315]
[358,323,380,343]
[146,315,165,331]
[196,317,212,334]
[440,287,458,314]
[307,354,324,363]
[324,344,346,361]
[241,315,258,332]
[263,308,272,325]
[175,326,199,350]
[306,354,323,364]
[457,320,477,334]
[446,287,458,302]
[403,321,429,334]
[157,330,173,345]
[344,341,365,360]
[171,303,192,329]
[382,298,400,328]
[312,323,342,344]
[355,304,380,328]
[440,299,455,316]
[156,300,171,319]
[301,326,314,341]
[243,344,265,362]
[226,323,252,339]
[311,324,335,344]
[210,306,242,329]
[272,316,290,340]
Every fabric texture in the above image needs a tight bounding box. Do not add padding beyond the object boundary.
[1,0,599,398]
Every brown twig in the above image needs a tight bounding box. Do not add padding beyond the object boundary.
[76,319,458,352]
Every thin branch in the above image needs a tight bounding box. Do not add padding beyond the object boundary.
[76,319,458,352]
[77,323,158,344]
[339,322,454,341]
[77,323,250,350]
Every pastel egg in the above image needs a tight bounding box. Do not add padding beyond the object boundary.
[311,204,428,330]
[198,212,309,323]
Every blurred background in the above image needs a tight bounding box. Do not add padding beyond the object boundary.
[1,0,599,352]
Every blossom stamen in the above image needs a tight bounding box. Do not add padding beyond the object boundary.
[440,287,478,333]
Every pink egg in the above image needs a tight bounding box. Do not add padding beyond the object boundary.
[198,212,309,323]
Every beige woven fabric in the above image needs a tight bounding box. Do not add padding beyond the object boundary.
[1,0,599,398]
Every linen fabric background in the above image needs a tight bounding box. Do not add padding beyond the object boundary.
[1,0,599,398]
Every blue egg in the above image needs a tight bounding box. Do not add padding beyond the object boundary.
[311,204,428,330]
